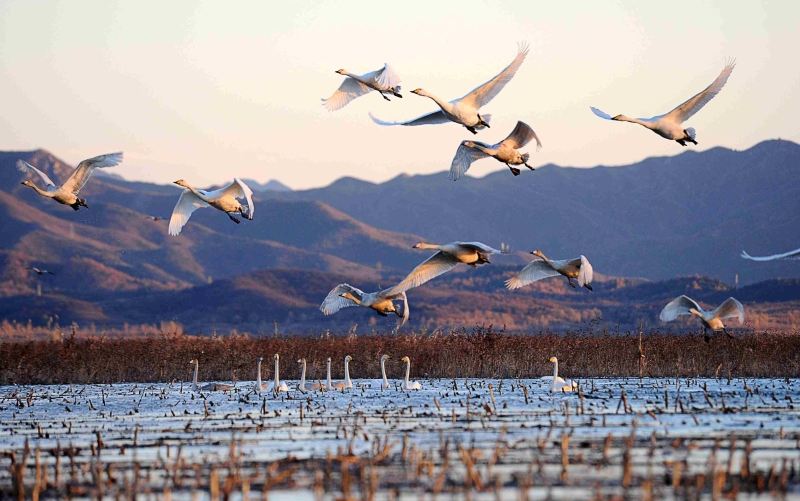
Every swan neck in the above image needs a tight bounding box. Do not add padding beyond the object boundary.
[184,183,207,201]
[418,243,441,250]
[274,358,279,387]
[193,362,199,387]
[256,360,262,389]
[327,361,332,387]
[344,360,351,386]
[405,360,411,386]
[381,359,388,386]
[423,92,450,111]
[300,361,306,388]
[27,184,50,197]
[552,361,558,391]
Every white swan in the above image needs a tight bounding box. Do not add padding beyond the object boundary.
[401,356,421,390]
[450,121,542,180]
[590,59,735,146]
[272,354,289,393]
[385,242,509,295]
[255,356,270,392]
[741,247,800,261]
[506,250,593,291]
[659,295,744,340]
[323,64,402,111]
[324,357,334,391]
[189,359,234,391]
[297,358,309,393]
[330,355,354,391]
[320,284,409,326]
[380,354,391,389]
[26,267,54,276]
[17,152,123,210]
[168,178,254,236]
[548,357,577,392]
[370,43,528,134]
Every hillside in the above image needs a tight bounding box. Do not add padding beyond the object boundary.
[266,140,800,284]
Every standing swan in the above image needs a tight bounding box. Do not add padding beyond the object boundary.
[330,355,354,391]
[506,250,593,291]
[323,64,402,110]
[297,358,309,393]
[255,357,270,392]
[168,178,254,236]
[17,152,123,210]
[450,121,542,180]
[320,284,409,326]
[370,43,528,134]
[189,359,234,391]
[659,295,744,341]
[590,59,735,146]
[380,354,391,389]
[401,356,421,390]
[548,357,576,393]
[273,354,289,393]
[386,242,510,295]
[741,247,800,261]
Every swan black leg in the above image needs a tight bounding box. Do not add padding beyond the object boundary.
[723,328,734,339]
[703,328,711,343]
[466,126,478,135]
[477,114,490,128]
[506,163,521,176]
[568,278,576,288]
[380,92,391,102]
[676,139,687,147]
[392,91,402,98]
[524,162,535,171]
[377,311,388,317]
[239,208,252,220]
[584,283,593,292]
[228,213,241,224]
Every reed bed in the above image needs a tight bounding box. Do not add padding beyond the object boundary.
[2,326,800,385]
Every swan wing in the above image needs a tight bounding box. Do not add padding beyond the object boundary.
[323,77,373,111]
[501,121,541,150]
[62,152,123,194]
[589,106,615,120]
[369,110,450,127]
[449,142,490,181]
[384,251,459,295]
[168,190,210,236]
[659,295,702,322]
[664,59,735,123]
[16,160,56,188]
[741,247,800,261]
[459,242,503,254]
[458,42,529,109]
[375,63,401,89]
[320,283,364,315]
[712,298,744,324]
[578,255,593,287]
[505,260,561,290]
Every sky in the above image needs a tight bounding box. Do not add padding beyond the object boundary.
[1,0,799,190]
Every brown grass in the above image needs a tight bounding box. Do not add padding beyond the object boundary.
[2,325,800,385]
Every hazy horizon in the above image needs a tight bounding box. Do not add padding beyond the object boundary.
[2,1,798,190]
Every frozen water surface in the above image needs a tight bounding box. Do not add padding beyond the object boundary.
[1,377,799,499]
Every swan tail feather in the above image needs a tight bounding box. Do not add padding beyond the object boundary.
[521,152,530,164]
[685,127,696,139]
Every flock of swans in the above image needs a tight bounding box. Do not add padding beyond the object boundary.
[11,42,796,338]
[190,354,577,393]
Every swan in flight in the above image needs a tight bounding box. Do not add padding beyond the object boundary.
[449,121,542,180]
[322,64,402,111]
[189,359,234,391]
[320,284,409,326]
[380,354,391,389]
[17,152,123,210]
[369,43,529,134]
[506,251,594,291]
[590,59,735,146]
[741,247,800,261]
[26,267,55,276]
[168,178,254,236]
[386,242,510,295]
[548,357,577,392]
[659,295,744,341]
[401,356,421,390]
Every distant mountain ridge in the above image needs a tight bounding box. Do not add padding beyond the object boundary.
[1,141,798,332]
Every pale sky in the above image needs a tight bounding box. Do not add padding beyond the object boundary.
[1,0,798,189]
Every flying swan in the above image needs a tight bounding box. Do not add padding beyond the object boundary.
[385,242,510,295]
[17,152,123,210]
[401,356,421,390]
[506,250,594,291]
[168,178,254,236]
[189,359,234,391]
[450,121,542,180]
[323,64,402,111]
[659,295,744,341]
[741,247,800,262]
[590,59,735,146]
[370,43,529,134]
[320,284,409,326]
[548,357,577,392]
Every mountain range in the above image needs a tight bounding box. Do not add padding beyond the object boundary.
[0,140,798,333]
